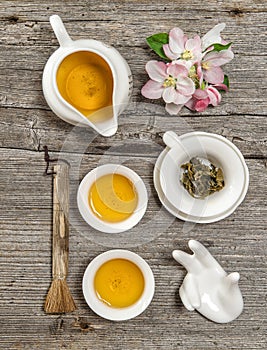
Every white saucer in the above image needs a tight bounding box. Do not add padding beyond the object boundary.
[154,132,249,223]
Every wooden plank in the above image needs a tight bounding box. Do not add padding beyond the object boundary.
[0,0,266,21]
[0,107,266,158]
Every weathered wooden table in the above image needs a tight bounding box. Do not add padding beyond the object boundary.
[0,1,266,349]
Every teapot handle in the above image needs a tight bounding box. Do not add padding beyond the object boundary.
[50,15,73,47]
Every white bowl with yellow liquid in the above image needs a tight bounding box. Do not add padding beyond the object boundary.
[82,249,155,321]
[77,164,148,233]
[42,15,132,137]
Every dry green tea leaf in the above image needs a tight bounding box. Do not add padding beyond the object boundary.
[180,157,225,199]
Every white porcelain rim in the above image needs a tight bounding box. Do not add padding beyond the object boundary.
[82,249,155,321]
[77,164,148,233]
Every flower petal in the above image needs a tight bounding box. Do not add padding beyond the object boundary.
[203,66,224,84]
[207,86,221,106]
[178,60,194,70]
[145,60,167,82]
[167,63,188,78]
[213,83,228,92]
[201,23,226,51]
[195,98,210,112]
[176,76,195,96]
[165,102,184,115]
[203,50,234,66]
[185,35,201,52]
[162,87,177,103]
[141,80,163,99]
[196,64,204,86]
[174,91,192,104]
[169,27,185,55]
[163,44,178,60]
[185,97,197,111]
[193,89,209,99]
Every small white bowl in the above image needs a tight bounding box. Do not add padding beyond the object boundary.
[154,147,240,223]
[82,249,155,321]
[158,131,249,220]
[77,164,148,233]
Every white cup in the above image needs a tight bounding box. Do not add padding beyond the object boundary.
[82,249,155,321]
[77,164,148,233]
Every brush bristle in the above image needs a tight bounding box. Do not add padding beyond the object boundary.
[44,279,76,313]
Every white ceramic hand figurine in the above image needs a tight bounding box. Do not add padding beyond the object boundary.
[172,240,243,323]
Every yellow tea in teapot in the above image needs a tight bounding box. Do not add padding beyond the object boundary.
[88,173,138,223]
[56,51,113,120]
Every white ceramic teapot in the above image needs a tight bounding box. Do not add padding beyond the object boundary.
[42,15,133,137]
[173,240,243,323]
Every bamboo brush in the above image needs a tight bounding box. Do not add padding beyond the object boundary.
[44,163,76,313]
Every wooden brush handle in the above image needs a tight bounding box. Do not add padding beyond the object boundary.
[52,163,70,279]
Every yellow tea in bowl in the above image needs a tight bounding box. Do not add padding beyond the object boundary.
[94,258,145,308]
[88,174,138,223]
[56,51,113,120]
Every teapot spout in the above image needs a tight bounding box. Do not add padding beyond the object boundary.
[85,105,118,137]
[94,120,118,137]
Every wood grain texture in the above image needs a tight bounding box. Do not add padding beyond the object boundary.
[0,0,266,349]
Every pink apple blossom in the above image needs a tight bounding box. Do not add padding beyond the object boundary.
[142,23,233,114]
[185,86,224,112]
[141,60,195,113]
[163,28,202,67]
[201,49,234,84]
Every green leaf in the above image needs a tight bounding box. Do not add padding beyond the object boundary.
[209,42,232,52]
[146,33,170,60]
[223,74,230,88]
[216,75,230,91]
